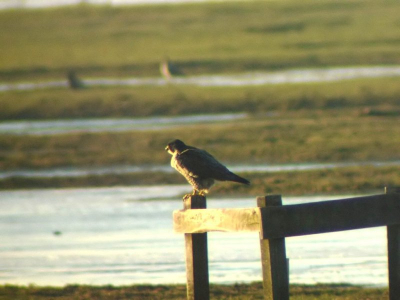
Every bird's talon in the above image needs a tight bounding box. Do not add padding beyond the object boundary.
[182,194,191,201]
[198,190,208,196]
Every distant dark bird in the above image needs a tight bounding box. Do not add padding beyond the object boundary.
[67,71,85,89]
[165,139,250,197]
[159,57,183,80]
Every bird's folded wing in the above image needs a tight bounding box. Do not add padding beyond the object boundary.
[177,149,231,180]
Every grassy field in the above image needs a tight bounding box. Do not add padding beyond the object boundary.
[1,77,400,120]
[2,110,399,166]
[0,283,389,300]
[1,84,399,193]
[0,0,399,194]
[1,0,400,82]
[0,1,399,296]
[1,111,399,195]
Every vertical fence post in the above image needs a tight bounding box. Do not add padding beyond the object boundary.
[257,195,289,300]
[385,187,400,300]
[184,195,210,300]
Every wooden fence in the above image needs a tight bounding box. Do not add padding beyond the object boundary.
[173,187,400,300]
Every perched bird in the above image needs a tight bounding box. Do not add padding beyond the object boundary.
[159,56,184,80]
[165,139,250,197]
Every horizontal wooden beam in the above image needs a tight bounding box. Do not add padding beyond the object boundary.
[260,194,400,239]
[174,194,400,237]
[174,207,260,233]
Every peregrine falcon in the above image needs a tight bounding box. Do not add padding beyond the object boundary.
[165,139,250,197]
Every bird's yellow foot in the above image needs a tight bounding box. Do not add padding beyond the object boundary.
[182,193,192,201]
[182,190,206,201]
[198,189,209,196]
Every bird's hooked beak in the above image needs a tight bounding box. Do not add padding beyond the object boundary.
[165,145,174,155]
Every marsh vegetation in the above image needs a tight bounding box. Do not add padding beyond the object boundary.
[1,0,400,195]
[1,0,400,81]
[0,283,389,300]
[1,1,399,297]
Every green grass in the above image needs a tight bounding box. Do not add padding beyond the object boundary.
[0,283,388,300]
[1,77,400,120]
[1,112,399,170]
[1,79,399,193]
[1,1,398,293]
[1,0,400,81]
[1,0,400,194]
[1,111,399,194]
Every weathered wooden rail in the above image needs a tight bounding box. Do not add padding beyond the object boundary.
[173,187,400,300]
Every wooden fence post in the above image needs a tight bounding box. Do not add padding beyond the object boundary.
[184,195,210,300]
[257,195,289,300]
[385,187,400,300]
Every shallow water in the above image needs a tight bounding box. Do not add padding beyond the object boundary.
[2,66,400,92]
[0,185,388,286]
[1,160,399,180]
[0,113,247,135]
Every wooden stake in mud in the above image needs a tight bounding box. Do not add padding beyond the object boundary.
[386,187,400,300]
[184,195,210,300]
[257,195,289,300]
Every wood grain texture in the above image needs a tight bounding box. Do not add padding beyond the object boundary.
[173,191,400,300]
[174,194,400,237]
[183,195,209,300]
[174,207,260,233]
[260,194,400,239]
[258,195,289,300]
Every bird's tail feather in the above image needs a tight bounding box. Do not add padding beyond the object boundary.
[230,173,250,185]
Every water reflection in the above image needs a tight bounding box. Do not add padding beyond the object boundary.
[2,66,400,92]
[0,113,247,135]
[0,186,387,286]
[1,160,399,180]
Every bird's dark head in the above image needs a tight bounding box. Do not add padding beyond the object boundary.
[165,139,187,155]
